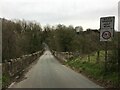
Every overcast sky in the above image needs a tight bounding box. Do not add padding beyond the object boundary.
[0,0,119,30]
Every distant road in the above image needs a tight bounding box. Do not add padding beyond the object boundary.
[9,50,103,88]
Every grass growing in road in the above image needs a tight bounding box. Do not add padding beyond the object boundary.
[65,51,119,88]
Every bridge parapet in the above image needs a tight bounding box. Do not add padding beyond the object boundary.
[51,50,73,63]
[2,49,44,88]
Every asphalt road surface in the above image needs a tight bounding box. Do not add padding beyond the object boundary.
[9,50,103,88]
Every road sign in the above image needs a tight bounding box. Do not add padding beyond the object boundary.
[102,31,111,39]
[100,16,115,41]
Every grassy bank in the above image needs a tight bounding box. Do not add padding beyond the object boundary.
[65,51,119,88]
[2,74,11,88]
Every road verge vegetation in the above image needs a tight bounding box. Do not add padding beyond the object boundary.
[65,51,118,88]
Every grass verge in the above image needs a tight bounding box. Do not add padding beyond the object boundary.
[65,51,119,88]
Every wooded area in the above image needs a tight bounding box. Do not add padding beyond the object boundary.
[2,18,119,74]
[2,18,44,62]
[2,18,120,88]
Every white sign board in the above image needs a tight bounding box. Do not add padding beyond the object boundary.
[100,16,115,41]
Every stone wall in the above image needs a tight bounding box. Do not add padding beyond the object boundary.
[52,50,73,63]
[2,50,44,88]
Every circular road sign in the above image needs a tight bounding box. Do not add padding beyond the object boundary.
[102,31,111,39]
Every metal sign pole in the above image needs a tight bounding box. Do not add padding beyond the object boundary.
[104,41,108,76]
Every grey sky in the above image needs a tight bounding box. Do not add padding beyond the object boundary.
[0,0,119,30]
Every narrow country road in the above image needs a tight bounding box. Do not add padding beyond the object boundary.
[9,50,103,88]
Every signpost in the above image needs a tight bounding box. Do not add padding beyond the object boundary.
[100,16,115,41]
[100,16,115,75]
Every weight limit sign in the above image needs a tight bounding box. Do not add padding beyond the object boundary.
[100,30,112,41]
[102,31,111,39]
[100,16,115,41]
